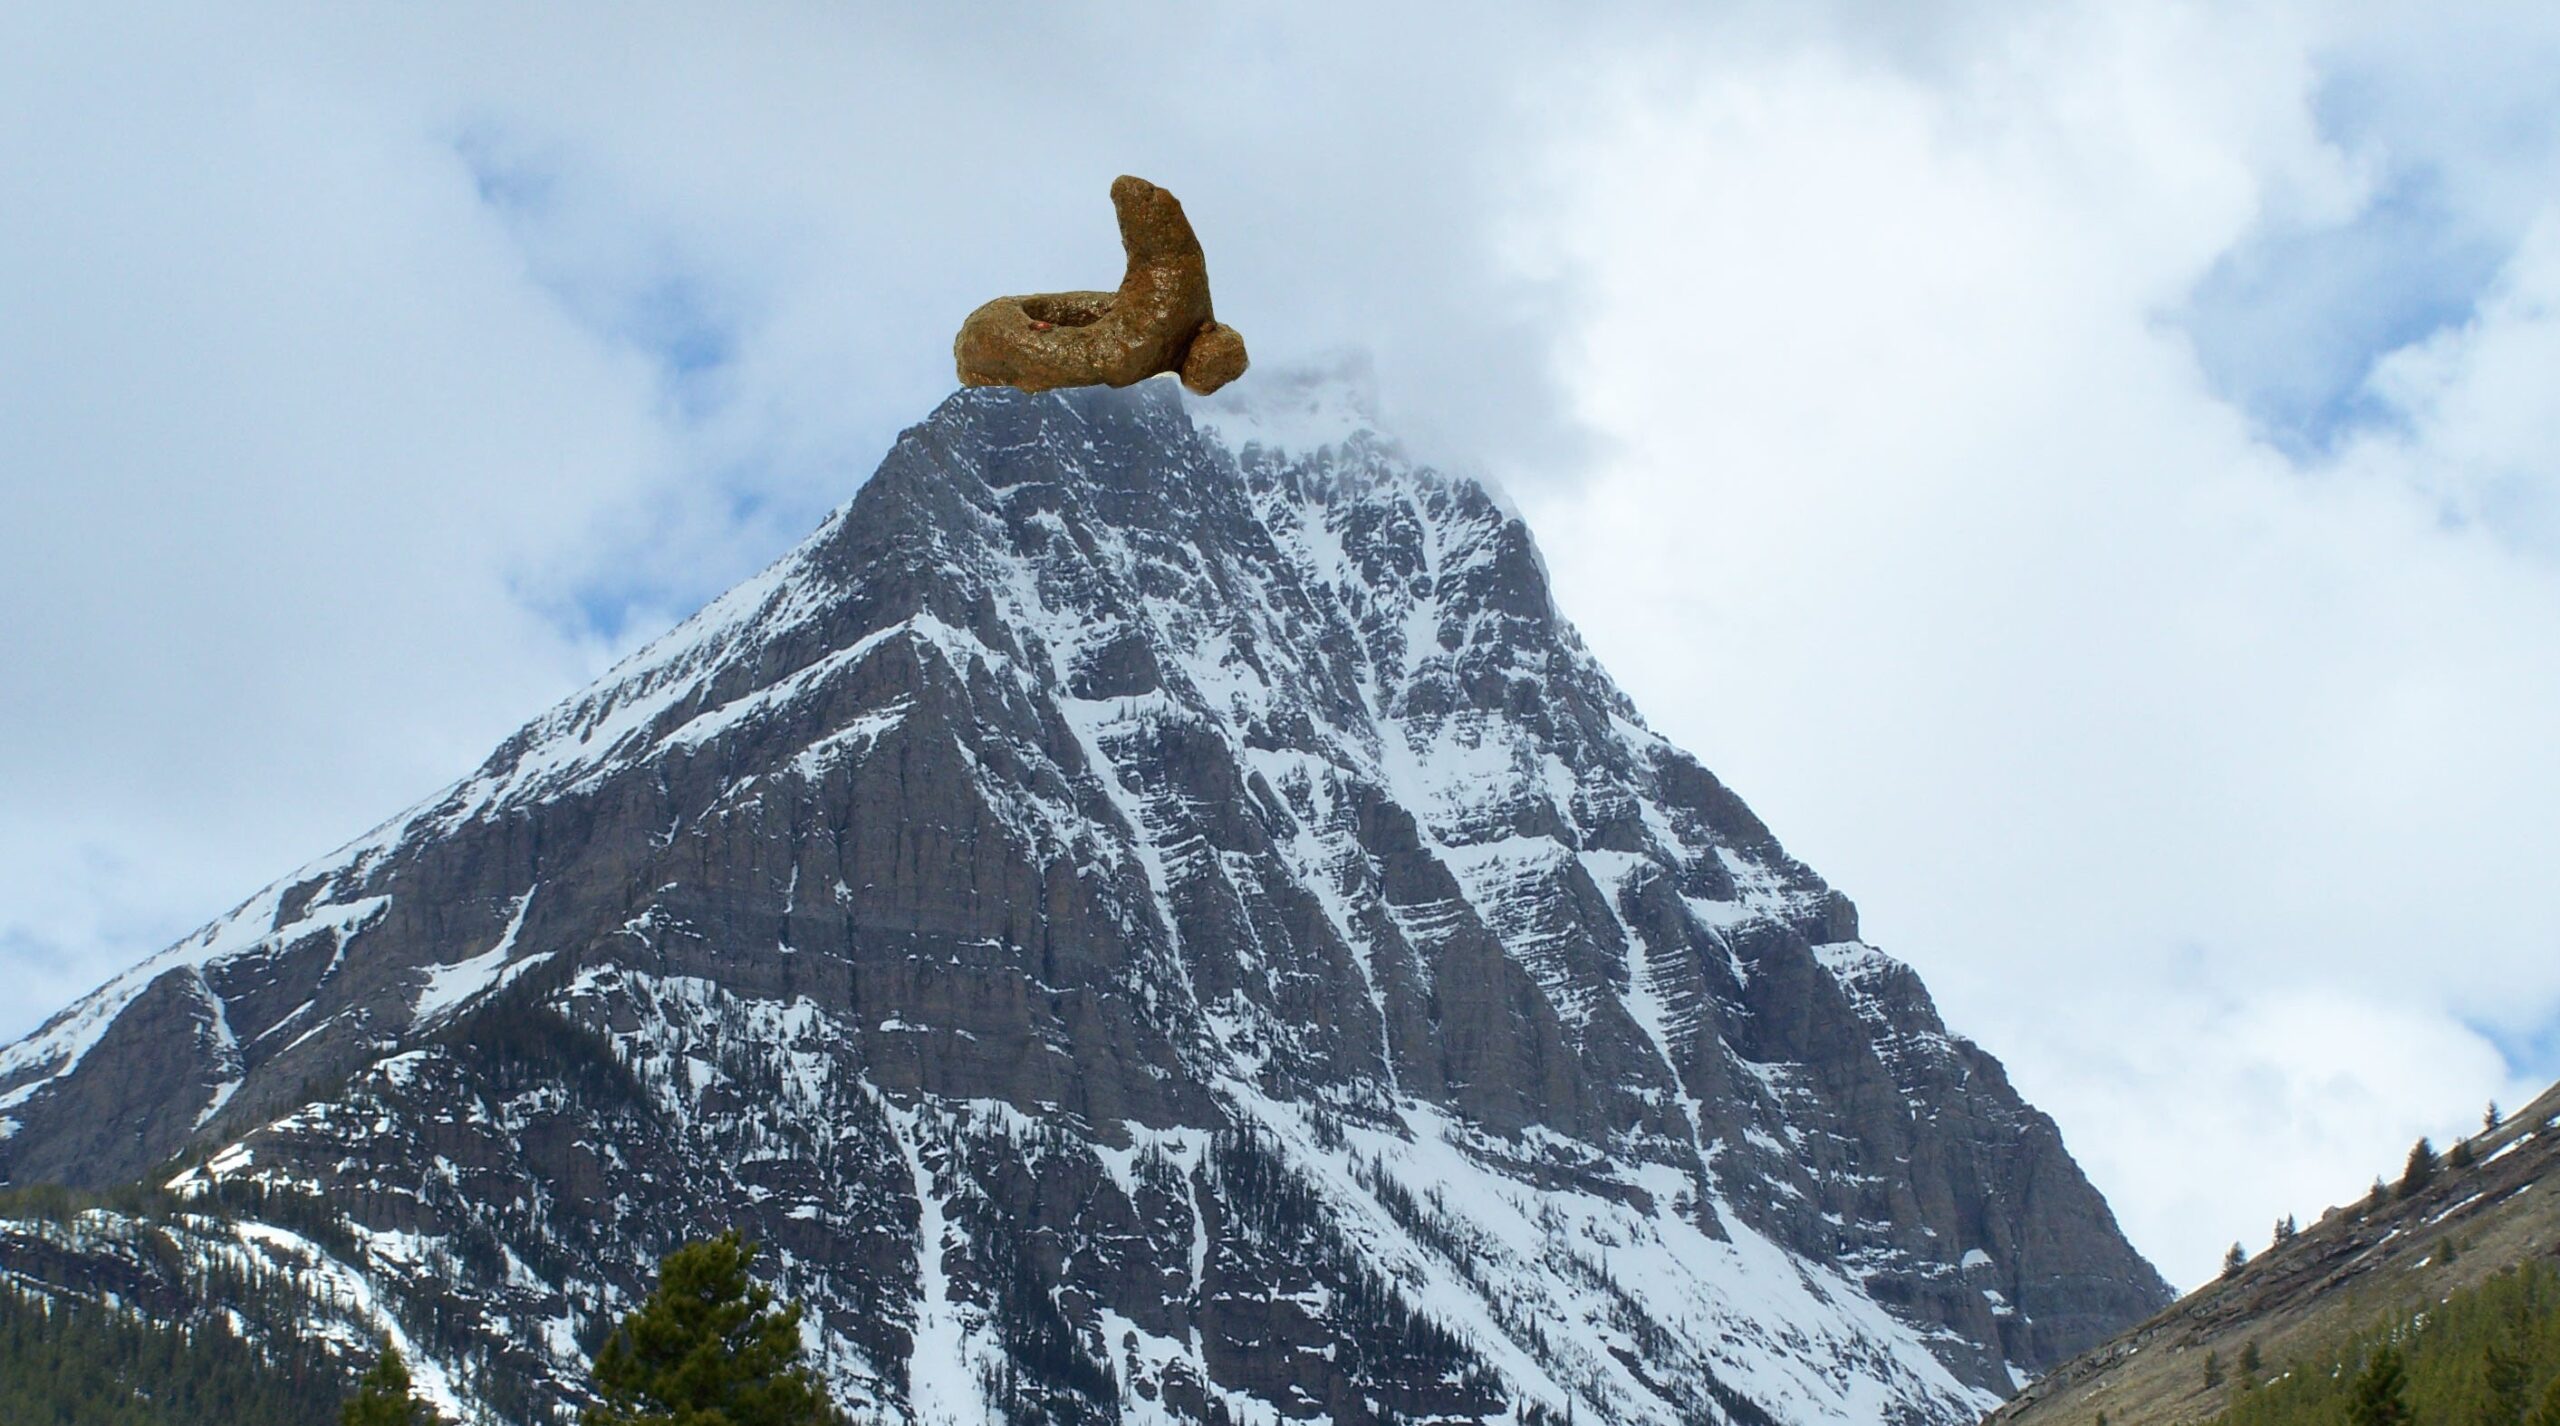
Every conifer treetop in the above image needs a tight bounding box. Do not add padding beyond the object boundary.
[343,1339,439,1426]
[583,1230,843,1426]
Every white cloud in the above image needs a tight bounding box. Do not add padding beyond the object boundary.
[0,5,680,1025]
[2351,214,2560,558]
[0,0,1592,1036]
[3,0,2555,1298]
[1514,3,2560,1286]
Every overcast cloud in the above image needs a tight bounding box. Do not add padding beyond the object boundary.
[2,1,2554,1290]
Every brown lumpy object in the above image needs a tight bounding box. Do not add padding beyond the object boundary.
[954,175,1249,395]
[1180,322,1249,394]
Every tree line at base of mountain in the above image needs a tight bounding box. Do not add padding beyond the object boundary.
[1,1138,1536,1426]
[0,1219,844,1426]
[2194,1259,2560,1426]
[0,1281,344,1426]
[339,1231,846,1426]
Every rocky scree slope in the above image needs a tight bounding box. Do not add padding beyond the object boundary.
[0,380,2168,1426]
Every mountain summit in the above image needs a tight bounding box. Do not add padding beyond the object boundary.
[0,378,2168,1424]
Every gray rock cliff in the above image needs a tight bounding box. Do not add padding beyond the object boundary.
[0,378,2169,1425]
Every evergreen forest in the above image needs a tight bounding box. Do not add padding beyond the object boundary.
[2206,1259,2560,1426]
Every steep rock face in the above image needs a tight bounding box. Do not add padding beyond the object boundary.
[0,380,2168,1425]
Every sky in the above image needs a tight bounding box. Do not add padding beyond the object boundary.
[2,1,2555,1291]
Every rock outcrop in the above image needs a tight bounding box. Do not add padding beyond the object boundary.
[954,175,1248,394]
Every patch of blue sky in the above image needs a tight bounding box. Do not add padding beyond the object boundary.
[2179,161,2505,462]
[560,581,662,655]
[2165,30,2560,464]
[619,273,737,422]
[510,461,785,654]
[455,125,803,652]
[460,127,554,215]
[2467,1013,2560,1095]
[452,125,745,422]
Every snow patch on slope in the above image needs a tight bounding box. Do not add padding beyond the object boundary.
[412,888,540,1023]
[0,892,389,1113]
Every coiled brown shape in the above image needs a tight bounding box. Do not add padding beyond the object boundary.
[954,176,1248,395]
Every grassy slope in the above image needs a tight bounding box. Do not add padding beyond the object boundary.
[1988,1078,2560,1426]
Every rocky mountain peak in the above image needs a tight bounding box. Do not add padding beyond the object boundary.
[0,375,2168,1425]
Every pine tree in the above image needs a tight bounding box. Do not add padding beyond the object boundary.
[344,1340,439,1426]
[2204,1349,2224,1389]
[2239,1340,2262,1379]
[2486,1100,2503,1133]
[2272,1213,2297,1249]
[583,1231,843,1426]
[2528,1371,2560,1426]
[2450,1136,2478,1171]
[2400,1138,2440,1199]
[2483,1334,2528,1424]
[2347,1343,2413,1426]
[2223,1242,2248,1279]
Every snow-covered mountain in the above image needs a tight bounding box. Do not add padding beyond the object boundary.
[0,378,2169,1425]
